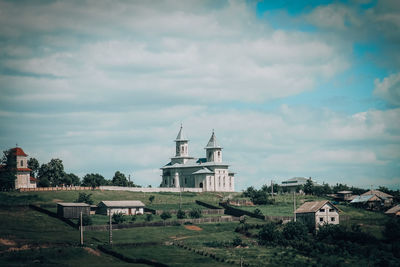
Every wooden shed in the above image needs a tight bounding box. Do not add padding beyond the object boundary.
[295,200,340,230]
[57,203,90,219]
[97,200,145,215]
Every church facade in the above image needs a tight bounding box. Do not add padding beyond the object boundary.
[160,126,235,192]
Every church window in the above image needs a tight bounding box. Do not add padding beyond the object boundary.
[185,178,187,184]
[208,152,212,158]
[218,151,220,157]
[20,160,23,167]
[165,179,167,184]
[172,179,174,184]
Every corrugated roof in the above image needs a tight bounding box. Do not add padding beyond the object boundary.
[337,191,352,194]
[385,205,400,214]
[350,195,375,203]
[57,202,90,207]
[295,200,339,213]
[192,167,214,175]
[100,200,145,207]
[362,190,393,199]
[162,159,229,169]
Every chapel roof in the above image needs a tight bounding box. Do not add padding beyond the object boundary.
[205,131,222,149]
[11,147,28,157]
[175,125,188,141]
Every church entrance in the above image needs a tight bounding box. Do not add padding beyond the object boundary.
[199,182,203,188]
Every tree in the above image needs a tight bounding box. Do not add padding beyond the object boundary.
[177,209,186,219]
[303,179,314,195]
[63,173,80,186]
[189,208,202,218]
[146,214,153,222]
[282,221,308,240]
[111,171,128,186]
[76,192,94,205]
[112,212,125,224]
[258,223,281,245]
[254,208,263,216]
[0,149,17,190]
[160,211,172,222]
[37,159,65,187]
[28,157,39,178]
[81,173,108,189]
[149,195,155,204]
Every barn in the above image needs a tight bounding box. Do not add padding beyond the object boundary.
[57,203,90,219]
[295,200,340,230]
[97,200,145,215]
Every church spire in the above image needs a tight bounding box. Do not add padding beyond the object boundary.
[175,124,188,141]
[205,130,222,163]
[205,130,221,149]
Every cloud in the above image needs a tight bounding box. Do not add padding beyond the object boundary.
[374,73,400,106]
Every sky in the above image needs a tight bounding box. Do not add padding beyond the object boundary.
[0,0,399,190]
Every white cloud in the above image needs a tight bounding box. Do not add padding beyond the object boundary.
[374,73,400,106]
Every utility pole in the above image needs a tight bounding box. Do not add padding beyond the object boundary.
[128,174,131,187]
[80,211,83,246]
[271,180,274,198]
[293,192,296,222]
[179,189,182,210]
[109,209,112,246]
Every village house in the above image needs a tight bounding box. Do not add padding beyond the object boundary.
[97,200,145,215]
[332,191,355,202]
[295,200,340,230]
[0,147,37,189]
[351,190,393,210]
[57,203,90,219]
[280,177,319,193]
[385,205,400,217]
[160,126,235,192]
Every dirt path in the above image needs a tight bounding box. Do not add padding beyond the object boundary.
[84,247,101,256]
[184,225,203,231]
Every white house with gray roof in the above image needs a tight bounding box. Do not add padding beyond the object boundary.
[160,126,235,192]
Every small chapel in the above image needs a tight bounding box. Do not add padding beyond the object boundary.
[160,126,235,192]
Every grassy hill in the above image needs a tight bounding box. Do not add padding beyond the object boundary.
[0,190,397,266]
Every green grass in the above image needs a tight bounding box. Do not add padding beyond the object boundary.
[0,247,138,267]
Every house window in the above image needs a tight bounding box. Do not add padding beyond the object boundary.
[330,217,335,222]
[319,217,324,222]
[319,209,325,212]
[329,209,334,212]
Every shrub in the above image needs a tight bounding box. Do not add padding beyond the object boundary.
[384,217,400,242]
[112,212,125,224]
[254,208,263,216]
[78,214,92,226]
[258,222,281,245]
[131,215,137,222]
[282,221,308,240]
[149,195,155,204]
[189,208,202,218]
[232,236,243,247]
[177,209,186,219]
[76,192,93,205]
[160,211,172,221]
[145,214,153,222]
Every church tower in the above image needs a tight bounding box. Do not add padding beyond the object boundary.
[205,130,222,163]
[171,125,192,164]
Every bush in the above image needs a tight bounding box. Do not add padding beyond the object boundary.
[78,214,92,226]
[177,209,186,219]
[254,208,263,216]
[384,217,400,242]
[131,215,137,222]
[189,208,202,218]
[149,195,155,204]
[232,236,243,247]
[160,211,172,221]
[146,214,153,222]
[112,212,125,224]
[258,222,281,245]
[76,192,94,205]
[282,221,308,240]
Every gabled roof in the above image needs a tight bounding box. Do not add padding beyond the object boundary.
[175,125,188,141]
[192,167,214,175]
[362,190,393,199]
[205,131,222,149]
[295,200,339,213]
[385,205,400,214]
[100,200,145,207]
[57,202,90,207]
[11,147,28,157]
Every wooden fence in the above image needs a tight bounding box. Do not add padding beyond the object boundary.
[83,215,242,231]
[19,186,98,192]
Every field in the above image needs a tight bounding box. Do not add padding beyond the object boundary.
[0,190,396,266]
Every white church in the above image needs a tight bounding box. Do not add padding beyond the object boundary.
[160,126,235,192]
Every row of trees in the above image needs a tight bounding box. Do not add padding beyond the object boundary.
[0,148,140,190]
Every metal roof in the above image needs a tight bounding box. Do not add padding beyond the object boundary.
[100,200,145,207]
[192,167,214,175]
[175,125,188,141]
[161,158,229,169]
[205,131,222,149]
[385,205,400,214]
[350,195,375,203]
[295,200,339,213]
[57,202,90,207]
